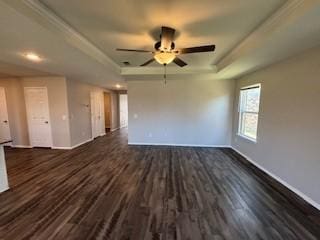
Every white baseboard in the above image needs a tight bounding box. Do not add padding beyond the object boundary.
[111,127,120,132]
[52,138,94,150]
[71,138,93,149]
[128,142,231,148]
[11,145,32,149]
[51,146,73,150]
[231,146,320,211]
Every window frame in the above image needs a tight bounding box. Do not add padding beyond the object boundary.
[237,84,261,143]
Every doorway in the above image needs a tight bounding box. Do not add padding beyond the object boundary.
[24,87,53,148]
[119,94,128,128]
[90,91,105,139]
[104,92,112,132]
[0,87,11,144]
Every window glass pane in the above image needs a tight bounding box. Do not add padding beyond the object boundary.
[239,91,246,112]
[246,88,260,112]
[241,112,258,139]
[242,88,260,112]
[238,85,261,141]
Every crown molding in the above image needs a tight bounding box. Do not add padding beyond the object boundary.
[3,0,121,73]
[216,0,306,72]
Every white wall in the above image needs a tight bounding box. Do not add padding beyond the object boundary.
[232,45,320,208]
[128,78,235,146]
[0,146,9,192]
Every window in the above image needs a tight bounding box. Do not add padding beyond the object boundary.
[238,84,261,142]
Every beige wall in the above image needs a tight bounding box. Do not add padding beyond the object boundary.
[232,45,320,207]
[128,78,235,146]
[66,79,120,146]
[0,77,71,148]
[22,77,71,148]
[0,77,120,148]
[110,92,120,131]
[0,78,29,146]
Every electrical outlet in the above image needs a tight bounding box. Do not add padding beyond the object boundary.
[164,130,168,137]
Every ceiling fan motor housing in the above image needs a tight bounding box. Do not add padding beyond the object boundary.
[155,41,175,51]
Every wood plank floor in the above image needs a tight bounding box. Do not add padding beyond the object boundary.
[0,129,319,240]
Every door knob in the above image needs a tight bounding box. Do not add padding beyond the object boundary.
[44,121,49,124]
[3,120,8,123]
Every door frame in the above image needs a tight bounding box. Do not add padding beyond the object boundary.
[90,91,105,139]
[103,92,112,129]
[119,94,128,128]
[24,87,53,148]
[90,91,98,138]
[0,87,12,146]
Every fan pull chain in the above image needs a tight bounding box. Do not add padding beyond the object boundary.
[164,64,167,84]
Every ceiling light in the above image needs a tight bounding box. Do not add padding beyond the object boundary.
[24,53,42,62]
[153,51,176,65]
[116,84,121,89]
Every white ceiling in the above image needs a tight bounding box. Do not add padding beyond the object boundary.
[1,0,320,87]
[41,0,285,67]
[0,0,124,89]
[0,60,50,78]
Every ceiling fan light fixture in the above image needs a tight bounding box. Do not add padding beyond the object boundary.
[154,51,176,65]
[24,52,42,62]
[116,26,216,67]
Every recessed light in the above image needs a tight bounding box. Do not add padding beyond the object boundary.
[24,52,42,62]
[116,84,121,89]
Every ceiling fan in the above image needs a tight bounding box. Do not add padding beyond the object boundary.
[116,26,216,67]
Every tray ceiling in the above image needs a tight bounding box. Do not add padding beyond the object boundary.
[41,0,285,67]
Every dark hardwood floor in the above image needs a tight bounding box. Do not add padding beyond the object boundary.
[0,129,319,240]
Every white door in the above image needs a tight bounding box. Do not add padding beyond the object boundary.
[24,87,53,147]
[90,92,104,138]
[0,87,11,142]
[119,94,128,128]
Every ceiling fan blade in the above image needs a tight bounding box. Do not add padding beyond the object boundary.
[116,48,152,53]
[140,58,155,66]
[173,57,187,67]
[178,45,215,54]
[160,26,175,51]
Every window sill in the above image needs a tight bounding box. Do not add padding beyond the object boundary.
[236,134,257,144]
